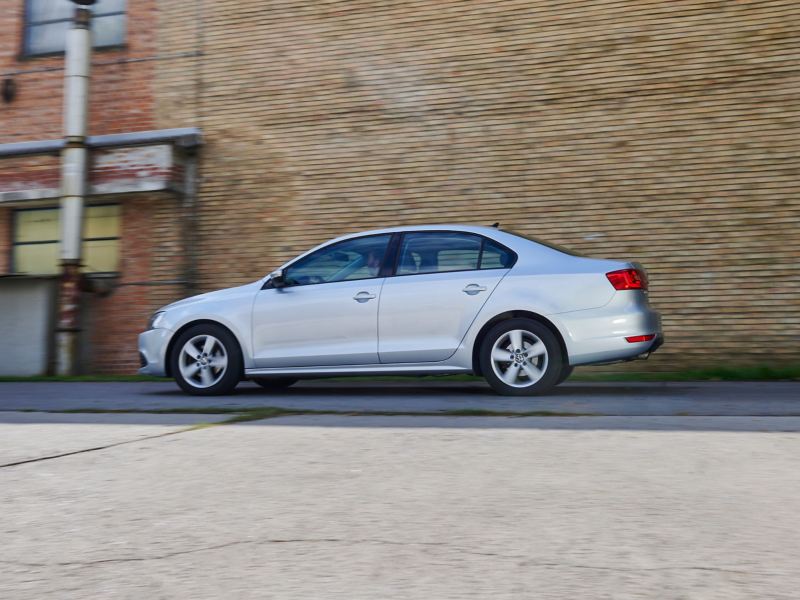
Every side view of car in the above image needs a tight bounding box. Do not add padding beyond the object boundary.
[139,225,663,396]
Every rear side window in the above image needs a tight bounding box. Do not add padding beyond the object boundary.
[480,239,514,270]
[397,232,481,275]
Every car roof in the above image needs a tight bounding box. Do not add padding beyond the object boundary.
[329,224,510,242]
[278,224,536,270]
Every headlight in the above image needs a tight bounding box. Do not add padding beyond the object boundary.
[147,311,166,330]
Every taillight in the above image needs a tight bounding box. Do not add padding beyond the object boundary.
[606,268,648,291]
[625,334,656,343]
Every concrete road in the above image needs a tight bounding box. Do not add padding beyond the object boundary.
[0,380,798,415]
[1,412,799,599]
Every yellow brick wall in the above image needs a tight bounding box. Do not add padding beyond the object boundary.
[155,0,800,370]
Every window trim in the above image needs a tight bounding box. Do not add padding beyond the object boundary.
[391,230,518,278]
[11,203,122,275]
[263,230,518,291]
[20,0,127,59]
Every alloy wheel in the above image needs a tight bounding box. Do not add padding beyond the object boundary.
[178,334,229,389]
[489,329,549,388]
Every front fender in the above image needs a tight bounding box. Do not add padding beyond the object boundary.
[156,295,257,370]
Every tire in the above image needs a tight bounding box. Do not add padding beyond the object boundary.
[556,365,574,386]
[170,323,243,396]
[479,318,562,396]
[251,377,298,390]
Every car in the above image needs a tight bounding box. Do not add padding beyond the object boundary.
[139,225,663,396]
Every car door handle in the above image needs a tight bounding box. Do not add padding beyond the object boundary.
[463,284,487,295]
[353,291,377,303]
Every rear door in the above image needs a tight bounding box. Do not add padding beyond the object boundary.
[378,231,514,363]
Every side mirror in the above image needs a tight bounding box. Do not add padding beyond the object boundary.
[269,269,287,288]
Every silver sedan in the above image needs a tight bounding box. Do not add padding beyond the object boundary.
[139,225,662,396]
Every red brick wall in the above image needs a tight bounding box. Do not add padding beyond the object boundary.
[0,0,157,144]
[85,193,186,374]
[0,154,60,197]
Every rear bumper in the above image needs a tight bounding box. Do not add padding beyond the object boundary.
[554,292,663,366]
[647,333,665,356]
[138,328,172,377]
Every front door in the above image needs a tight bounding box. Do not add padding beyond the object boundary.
[252,234,391,368]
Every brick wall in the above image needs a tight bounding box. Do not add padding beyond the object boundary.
[152,0,800,370]
[0,155,60,199]
[0,0,158,144]
[85,193,186,374]
[2,1,799,373]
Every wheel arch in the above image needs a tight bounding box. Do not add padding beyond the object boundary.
[164,319,245,378]
[471,310,569,376]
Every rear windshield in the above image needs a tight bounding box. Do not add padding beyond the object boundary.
[502,229,586,257]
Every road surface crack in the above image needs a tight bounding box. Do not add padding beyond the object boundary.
[0,428,197,469]
[0,538,782,577]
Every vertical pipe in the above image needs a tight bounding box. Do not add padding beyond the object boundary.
[56,2,94,376]
[182,151,199,296]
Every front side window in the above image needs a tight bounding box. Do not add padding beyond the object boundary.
[285,234,391,286]
[24,0,126,56]
[12,205,121,274]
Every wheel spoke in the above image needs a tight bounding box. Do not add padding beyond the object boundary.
[202,336,216,355]
[492,348,513,363]
[183,342,202,359]
[521,361,543,383]
[500,364,520,384]
[209,355,228,370]
[525,341,546,358]
[509,330,523,351]
[180,362,200,379]
[200,368,213,386]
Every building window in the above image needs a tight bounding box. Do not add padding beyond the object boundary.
[23,0,126,57]
[12,205,121,275]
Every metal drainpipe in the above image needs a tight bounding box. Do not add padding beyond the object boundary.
[182,149,199,296]
[56,0,94,376]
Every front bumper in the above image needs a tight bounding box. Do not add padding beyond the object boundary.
[138,328,172,376]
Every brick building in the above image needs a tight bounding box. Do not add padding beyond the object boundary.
[1,0,798,374]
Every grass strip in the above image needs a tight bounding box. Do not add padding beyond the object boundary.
[38,406,596,423]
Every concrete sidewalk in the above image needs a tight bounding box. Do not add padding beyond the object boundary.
[2,413,799,599]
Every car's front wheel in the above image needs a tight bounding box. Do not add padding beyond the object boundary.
[479,318,562,396]
[170,323,242,396]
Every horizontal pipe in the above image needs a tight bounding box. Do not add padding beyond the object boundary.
[0,128,202,158]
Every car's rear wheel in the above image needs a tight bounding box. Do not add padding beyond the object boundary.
[479,318,562,396]
[171,323,242,396]
[251,377,298,391]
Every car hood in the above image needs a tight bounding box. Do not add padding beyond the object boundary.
[158,280,264,312]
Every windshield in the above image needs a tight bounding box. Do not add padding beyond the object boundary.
[502,229,586,257]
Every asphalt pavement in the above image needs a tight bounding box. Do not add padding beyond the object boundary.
[0,379,798,415]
